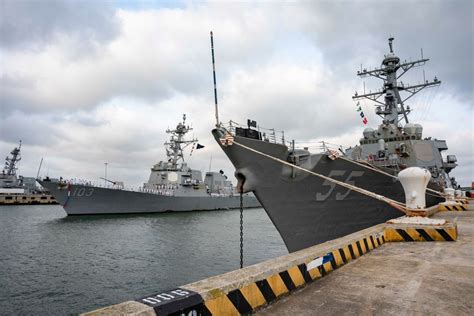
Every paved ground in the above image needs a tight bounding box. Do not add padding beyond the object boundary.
[257,211,474,315]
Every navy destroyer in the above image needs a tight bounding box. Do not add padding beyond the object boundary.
[40,115,260,215]
[213,38,456,252]
[0,141,57,205]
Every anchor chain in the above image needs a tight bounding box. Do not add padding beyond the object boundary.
[239,191,244,269]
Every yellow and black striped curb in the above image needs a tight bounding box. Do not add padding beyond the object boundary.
[455,200,468,205]
[384,224,457,242]
[197,233,386,315]
[83,221,458,316]
[438,204,467,211]
[83,231,387,316]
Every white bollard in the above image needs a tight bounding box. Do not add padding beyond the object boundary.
[398,167,431,209]
[444,188,455,202]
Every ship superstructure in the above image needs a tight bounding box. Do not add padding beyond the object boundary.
[0,141,57,205]
[40,115,259,215]
[348,37,457,188]
[213,38,453,252]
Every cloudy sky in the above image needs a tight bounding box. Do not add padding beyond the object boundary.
[1,0,472,188]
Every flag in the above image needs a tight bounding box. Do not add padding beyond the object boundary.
[363,117,368,125]
[360,112,364,118]
[196,143,205,149]
[247,119,257,128]
[356,106,362,112]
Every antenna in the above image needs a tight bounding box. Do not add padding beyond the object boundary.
[208,154,213,172]
[210,31,220,127]
[36,157,43,179]
[388,37,394,53]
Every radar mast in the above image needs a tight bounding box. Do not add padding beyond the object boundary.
[164,114,197,170]
[352,37,441,125]
[3,140,21,176]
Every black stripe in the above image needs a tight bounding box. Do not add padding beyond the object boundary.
[298,264,312,283]
[318,264,327,277]
[447,206,453,211]
[461,206,466,210]
[376,237,381,246]
[169,303,212,316]
[279,271,296,291]
[369,236,376,249]
[227,289,253,314]
[348,244,356,259]
[382,235,386,243]
[356,240,364,255]
[436,229,454,241]
[255,279,277,303]
[338,248,348,264]
[396,229,414,241]
[416,229,434,241]
[330,255,338,270]
[363,238,370,252]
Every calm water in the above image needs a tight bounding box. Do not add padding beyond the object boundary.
[0,205,287,315]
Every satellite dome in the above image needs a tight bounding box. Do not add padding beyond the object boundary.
[404,123,416,135]
[363,128,375,139]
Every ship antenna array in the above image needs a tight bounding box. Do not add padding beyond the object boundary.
[352,37,441,125]
[210,31,220,127]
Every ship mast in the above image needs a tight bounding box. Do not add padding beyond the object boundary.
[3,140,21,176]
[164,114,197,170]
[352,37,441,125]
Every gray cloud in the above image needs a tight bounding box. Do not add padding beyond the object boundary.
[295,0,473,103]
[0,0,120,50]
[0,1,472,187]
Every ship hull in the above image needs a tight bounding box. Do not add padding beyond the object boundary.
[213,129,444,253]
[39,180,260,215]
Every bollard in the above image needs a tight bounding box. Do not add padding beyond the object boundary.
[398,167,431,209]
[444,188,456,203]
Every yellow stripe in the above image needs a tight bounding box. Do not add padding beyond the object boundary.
[425,229,441,241]
[351,242,360,257]
[332,250,344,267]
[367,237,374,250]
[436,227,457,241]
[205,295,239,316]
[323,262,332,273]
[239,282,266,310]
[287,266,305,287]
[406,228,420,240]
[266,273,288,297]
[384,228,403,242]
[342,246,352,262]
[308,265,322,280]
[359,239,367,254]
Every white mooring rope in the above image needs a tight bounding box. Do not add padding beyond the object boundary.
[231,140,408,214]
[338,156,445,198]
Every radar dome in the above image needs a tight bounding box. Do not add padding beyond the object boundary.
[414,124,423,137]
[363,128,375,139]
[404,123,416,135]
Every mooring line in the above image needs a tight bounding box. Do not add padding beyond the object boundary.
[338,156,444,198]
[230,140,408,214]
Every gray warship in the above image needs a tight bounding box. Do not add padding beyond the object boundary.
[0,141,57,205]
[213,38,457,252]
[39,115,259,215]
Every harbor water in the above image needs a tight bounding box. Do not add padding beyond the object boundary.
[0,205,287,315]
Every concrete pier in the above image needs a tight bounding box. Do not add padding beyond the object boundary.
[83,205,473,315]
[257,210,473,315]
